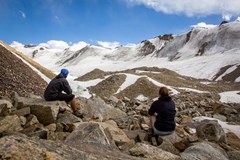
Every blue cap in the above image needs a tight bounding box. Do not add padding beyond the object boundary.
[61,69,69,77]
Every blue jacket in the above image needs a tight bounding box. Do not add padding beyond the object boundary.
[148,96,176,132]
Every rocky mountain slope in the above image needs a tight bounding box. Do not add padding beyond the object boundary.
[0,43,47,97]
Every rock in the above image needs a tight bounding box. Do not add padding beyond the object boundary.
[13,95,68,125]
[129,142,181,160]
[180,116,193,124]
[0,99,13,109]
[124,129,147,142]
[213,114,227,122]
[0,103,9,117]
[99,122,134,151]
[19,123,47,139]
[226,132,240,150]
[81,96,127,121]
[180,142,228,160]
[57,113,82,124]
[140,123,149,131]
[196,119,227,143]
[47,131,70,141]
[29,102,60,126]
[0,115,23,132]
[65,121,133,151]
[65,122,116,150]
[25,114,39,127]
[10,107,30,117]
[19,116,27,126]
[0,134,131,160]
[65,122,140,159]
[227,150,240,160]
[45,123,57,132]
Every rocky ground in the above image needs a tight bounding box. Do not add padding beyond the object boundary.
[0,92,240,159]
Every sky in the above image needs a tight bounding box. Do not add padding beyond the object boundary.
[1,0,240,46]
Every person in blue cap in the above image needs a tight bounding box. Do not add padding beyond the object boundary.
[44,69,82,117]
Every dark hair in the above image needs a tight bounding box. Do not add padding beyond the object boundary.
[159,87,169,96]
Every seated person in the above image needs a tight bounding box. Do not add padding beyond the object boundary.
[148,87,176,136]
[44,68,82,117]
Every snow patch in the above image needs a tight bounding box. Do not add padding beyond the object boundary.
[219,91,240,103]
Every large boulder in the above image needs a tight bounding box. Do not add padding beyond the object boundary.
[0,115,23,132]
[196,119,227,143]
[0,134,114,160]
[13,95,67,125]
[180,142,228,160]
[65,122,117,150]
[81,96,127,121]
[129,142,181,160]
[65,121,140,159]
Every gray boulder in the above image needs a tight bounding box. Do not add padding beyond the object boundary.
[196,119,227,143]
[180,142,228,160]
[14,95,67,125]
[81,96,127,121]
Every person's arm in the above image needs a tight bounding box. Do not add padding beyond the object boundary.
[148,101,156,116]
[62,79,72,94]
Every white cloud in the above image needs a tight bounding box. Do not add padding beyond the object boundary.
[19,10,26,18]
[236,17,240,22]
[222,14,231,21]
[125,0,240,18]
[191,22,217,29]
[97,41,121,49]
[39,40,69,49]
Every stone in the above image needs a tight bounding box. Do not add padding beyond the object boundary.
[57,113,82,124]
[65,122,116,150]
[13,96,67,125]
[0,103,9,117]
[0,134,138,160]
[213,114,227,122]
[0,99,13,109]
[140,123,149,131]
[10,107,30,117]
[30,103,60,126]
[129,142,181,160]
[81,96,127,121]
[226,132,240,150]
[196,119,227,143]
[0,115,23,132]
[227,150,240,160]
[45,123,57,132]
[19,123,46,138]
[180,142,228,160]
[25,114,39,127]
[47,132,70,141]
[19,116,27,126]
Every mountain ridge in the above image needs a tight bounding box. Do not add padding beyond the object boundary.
[10,21,240,83]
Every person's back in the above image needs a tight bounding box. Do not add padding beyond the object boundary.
[148,87,176,136]
[44,74,72,101]
[149,96,176,132]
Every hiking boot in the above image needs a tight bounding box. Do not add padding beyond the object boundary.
[73,110,84,118]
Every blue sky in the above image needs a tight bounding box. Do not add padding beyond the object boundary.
[1,0,240,45]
